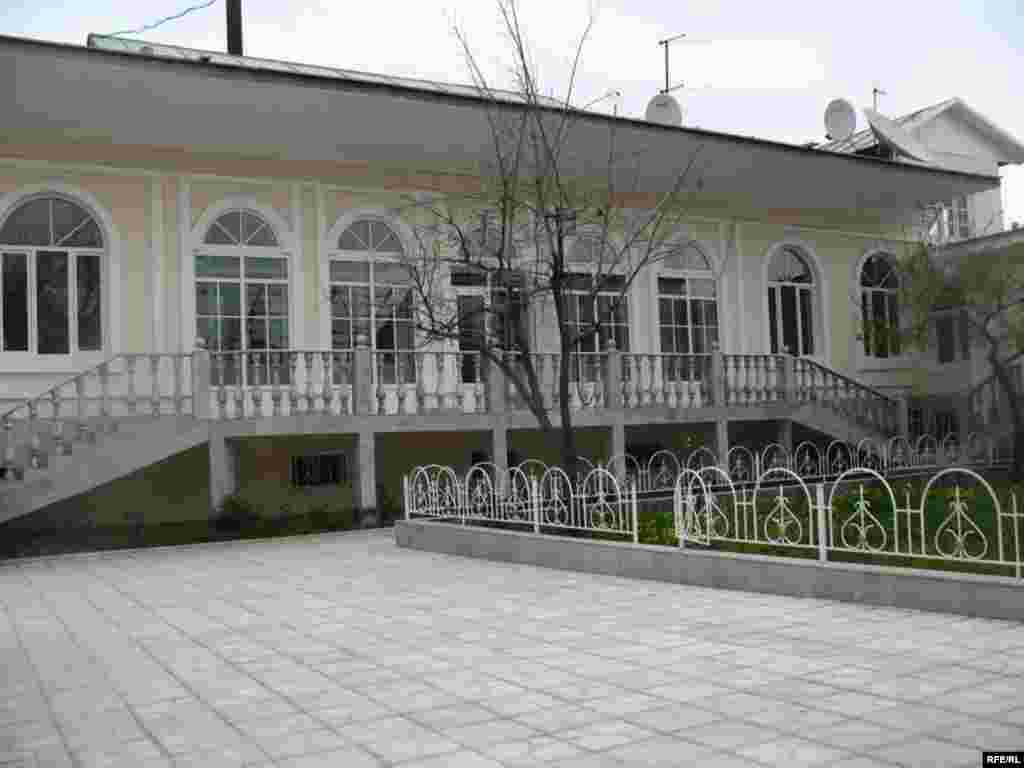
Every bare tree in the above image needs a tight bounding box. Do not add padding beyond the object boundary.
[391,0,713,474]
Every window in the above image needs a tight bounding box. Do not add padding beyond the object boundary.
[860,254,900,359]
[908,406,925,439]
[291,452,347,487]
[935,309,970,364]
[331,219,414,386]
[657,240,718,381]
[196,209,289,386]
[928,197,972,244]
[0,196,103,354]
[767,246,815,356]
[564,273,629,381]
[451,265,526,384]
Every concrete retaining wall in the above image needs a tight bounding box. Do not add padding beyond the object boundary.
[395,520,1024,622]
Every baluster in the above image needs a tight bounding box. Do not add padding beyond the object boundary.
[377,354,388,414]
[51,391,66,456]
[288,353,300,414]
[570,354,583,411]
[637,355,649,406]
[2,419,14,475]
[233,351,245,419]
[125,355,138,414]
[740,356,750,403]
[75,377,90,443]
[250,352,264,417]
[150,355,161,416]
[417,353,431,411]
[27,402,41,469]
[215,355,228,420]
[173,355,184,415]
[270,355,283,416]
[475,353,486,413]
[303,352,315,412]
[320,352,333,415]
[457,352,470,412]
[98,361,111,431]
[544,354,555,409]
[664,356,677,409]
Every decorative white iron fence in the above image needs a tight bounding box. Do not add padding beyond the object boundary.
[404,464,638,542]
[403,452,1024,580]
[672,464,1024,578]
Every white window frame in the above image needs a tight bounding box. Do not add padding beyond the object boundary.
[655,263,718,381]
[194,210,290,386]
[329,218,416,389]
[0,195,106,359]
[858,252,903,363]
[766,246,816,358]
[934,308,970,365]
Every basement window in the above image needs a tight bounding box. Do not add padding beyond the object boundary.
[291,452,347,487]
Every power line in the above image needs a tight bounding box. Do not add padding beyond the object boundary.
[105,0,218,38]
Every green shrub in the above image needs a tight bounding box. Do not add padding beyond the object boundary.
[214,494,261,532]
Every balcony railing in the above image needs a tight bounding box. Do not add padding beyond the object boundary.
[1,340,902,474]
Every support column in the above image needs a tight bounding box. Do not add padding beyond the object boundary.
[716,418,729,473]
[355,430,377,522]
[611,418,626,483]
[778,419,793,456]
[492,420,508,493]
[209,430,238,513]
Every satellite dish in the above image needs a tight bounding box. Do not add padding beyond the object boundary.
[645,93,684,126]
[824,98,856,141]
[863,107,934,164]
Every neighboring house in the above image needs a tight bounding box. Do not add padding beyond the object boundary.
[823,98,1024,440]
[0,32,1018,525]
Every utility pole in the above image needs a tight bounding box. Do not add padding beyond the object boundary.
[226,0,243,56]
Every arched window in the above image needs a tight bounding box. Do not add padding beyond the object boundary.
[330,219,414,385]
[195,209,288,385]
[657,241,717,380]
[860,254,900,358]
[767,246,815,356]
[0,195,104,354]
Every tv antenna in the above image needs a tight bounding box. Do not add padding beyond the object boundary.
[657,33,712,94]
[872,84,887,111]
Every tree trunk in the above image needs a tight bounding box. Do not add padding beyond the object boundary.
[990,356,1024,481]
[557,340,580,478]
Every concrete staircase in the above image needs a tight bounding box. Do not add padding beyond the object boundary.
[0,416,210,525]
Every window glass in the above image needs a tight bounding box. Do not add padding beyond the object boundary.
[768,246,813,283]
[2,253,28,351]
[196,254,240,278]
[0,199,51,246]
[245,256,287,280]
[330,261,370,282]
[37,251,69,354]
[77,253,102,350]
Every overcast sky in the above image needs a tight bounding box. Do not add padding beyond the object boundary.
[6,0,1023,231]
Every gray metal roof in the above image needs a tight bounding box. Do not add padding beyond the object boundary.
[86,34,567,110]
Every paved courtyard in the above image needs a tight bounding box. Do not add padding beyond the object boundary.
[1,529,1022,768]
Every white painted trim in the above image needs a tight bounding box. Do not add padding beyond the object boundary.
[290,183,305,349]
[150,177,164,353]
[850,245,912,371]
[761,238,831,363]
[315,183,327,349]
[178,178,192,353]
[0,157,158,178]
[324,206,418,257]
[0,181,122,356]
[188,194,297,354]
